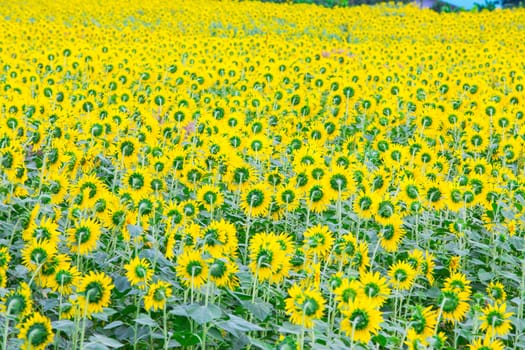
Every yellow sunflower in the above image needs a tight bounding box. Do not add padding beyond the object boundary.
[76,271,114,316]
[176,248,208,289]
[67,218,102,255]
[285,283,325,329]
[438,289,470,323]
[340,298,383,344]
[240,184,271,217]
[2,282,33,317]
[486,281,506,303]
[359,270,391,307]
[479,303,514,337]
[196,184,224,212]
[468,337,505,350]
[388,261,417,291]
[248,232,287,283]
[124,256,153,289]
[144,280,173,312]
[303,224,334,259]
[17,312,54,350]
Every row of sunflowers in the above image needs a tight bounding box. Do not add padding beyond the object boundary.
[1,0,525,349]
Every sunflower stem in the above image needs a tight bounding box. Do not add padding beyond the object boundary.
[1,304,12,350]
[163,302,169,350]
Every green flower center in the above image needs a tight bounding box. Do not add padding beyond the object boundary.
[135,265,147,278]
[281,190,295,203]
[302,297,319,316]
[186,261,203,277]
[426,187,442,203]
[27,323,49,347]
[330,174,348,191]
[7,295,27,315]
[85,281,103,303]
[120,141,135,156]
[342,288,357,303]
[128,173,144,189]
[358,196,372,211]
[486,311,504,328]
[210,259,227,278]
[247,189,264,207]
[233,168,249,184]
[203,191,217,205]
[364,283,380,298]
[349,309,369,330]
[75,227,91,244]
[56,270,73,286]
[30,248,48,265]
[394,269,408,283]
[256,249,273,268]
[440,291,459,312]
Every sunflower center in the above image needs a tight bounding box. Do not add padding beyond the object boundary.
[85,281,103,303]
[377,201,394,218]
[281,190,295,203]
[330,174,347,191]
[135,265,147,278]
[302,297,319,316]
[364,283,380,298]
[309,186,324,202]
[129,173,144,189]
[394,269,408,283]
[233,168,249,184]
[56,270,73,286]
[382,225,395,240]
[81,182,97,198]
[411,313,426,334]
[7,295,26,314]
[138,199,153,215]
[486,311,504,327]
[308,233,325,249]
[342,288,357,303]
[27,323,49,346]
[256,249,273,268]
[120,141,135,156]
[30,248,48,265]
[204,229,219,247]
[112,210,125,226]
[450,189,462,203]
[247,189,264,207]
[440,292,459,312]
[153,287,167,302]
[426,187,442,203]
[34,228,52,241]
[210,259,227,278]
[358,196,372,211]
[186,261,203,277]
[406,185,418,199]
[251,140,262,152]
[75,227,91,244]
[187,169,202,183]
[349,309,369,330]
[203,191,217,205]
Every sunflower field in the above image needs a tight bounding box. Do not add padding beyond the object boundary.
[1,0,525,349]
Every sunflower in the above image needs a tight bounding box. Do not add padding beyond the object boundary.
[332,234,357,265]
[303,224,334,259]
[176,248,208,289]
[379,220,404,253]
[240,184,271,217]
[359,270,391,307]
[486,281,507,303]
[327,164,353,198]
[67,218,102,255]
[208,257,239,289]
[438,289,470,323]
[144,280,173,312]
[275,184,302,213]
[2,282,33,317]
[340,298,383,344]
[122,167,153,202]
[71,173,108,208]
[306,180,334,213]
[76,271,114,316]
[407,305,438,344]
[333,278,362,306]
[17,312,54,350]
[353,191,374,220]
[248,232,287,282]
[224,160,257,191]
[196,219,238,258]
[22,218,60,245]
[21,240,57,272]
[196,184,224,212]
[124,256,153,289]
[443,272,472,297]
[388,261,417,291]
[48,263,81,295]
[479,303,514,337]
[468,337,505,350]
[285,283,325,328]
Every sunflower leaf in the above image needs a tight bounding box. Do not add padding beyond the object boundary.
[187,304,222,324]
[89,334,124,348]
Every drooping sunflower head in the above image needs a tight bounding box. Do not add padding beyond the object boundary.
[17,312,54,350]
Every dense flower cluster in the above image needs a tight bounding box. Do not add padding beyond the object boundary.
[1,0,524,348]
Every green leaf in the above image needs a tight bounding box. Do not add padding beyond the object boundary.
[104,321,124,330]
[372,334,387,347]
[135,314,158,327]
[218,314,263,337]
[478,269,494,282]
[249,337,273,350]
[89,334,124,348]
[52,320,76,333]
[187,304,222,325]
[241,300,272,321]
[173,332,200,346]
